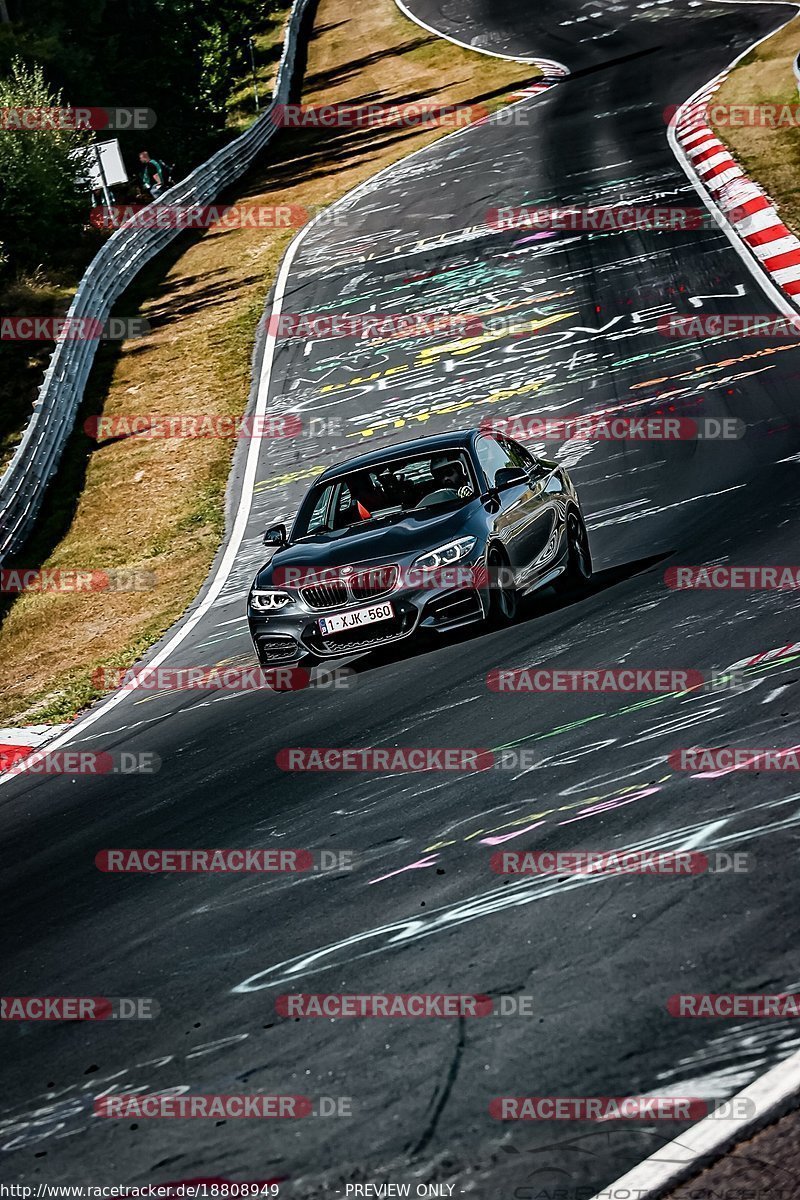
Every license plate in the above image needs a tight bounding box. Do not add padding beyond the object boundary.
[319,601,394,636]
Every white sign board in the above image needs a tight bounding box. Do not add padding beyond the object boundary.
[71,139,128,191]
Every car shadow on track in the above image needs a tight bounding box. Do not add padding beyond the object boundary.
[344,550,671,680]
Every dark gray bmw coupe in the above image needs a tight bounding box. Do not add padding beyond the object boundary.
[247,428,591,667]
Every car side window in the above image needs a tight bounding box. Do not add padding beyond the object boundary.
[476,435,518,487]
[329,483,359,529]
[337,483,352,508]
[306,485,334,533]
[503,437,537,471]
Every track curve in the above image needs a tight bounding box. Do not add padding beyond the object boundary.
[3,0,800,1196]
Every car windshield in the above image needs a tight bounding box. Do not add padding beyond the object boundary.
[292,449,477,539]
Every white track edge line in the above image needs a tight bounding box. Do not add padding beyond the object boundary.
[588,1045,800,1199]
[393,0,570,73]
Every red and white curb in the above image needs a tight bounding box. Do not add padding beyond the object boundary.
[509,83,558,99]
[730,639,800,672]
[670,15,800,312]
[588,1046,800,1199]
[0,724,70,768]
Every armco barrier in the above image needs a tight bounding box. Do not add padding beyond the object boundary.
[0,0,312,566]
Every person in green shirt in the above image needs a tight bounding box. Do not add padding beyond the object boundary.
[139,150,166,199]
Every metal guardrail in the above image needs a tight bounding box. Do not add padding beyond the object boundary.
[0,0,312,565]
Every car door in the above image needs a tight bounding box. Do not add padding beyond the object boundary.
[504,438,563,583]
[475,434,549,581]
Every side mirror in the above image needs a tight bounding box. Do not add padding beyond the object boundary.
[494,467,528,490]
[263,523,287,548]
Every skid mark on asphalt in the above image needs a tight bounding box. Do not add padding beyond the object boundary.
[0,1034,252,1153]
[230,792,800,991]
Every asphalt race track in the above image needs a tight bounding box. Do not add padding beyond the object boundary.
[3,0,800,1195]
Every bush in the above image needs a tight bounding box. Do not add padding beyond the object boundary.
[0,57,87,271]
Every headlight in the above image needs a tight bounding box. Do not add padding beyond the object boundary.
[250,589,292,612]
[412,537,477,571]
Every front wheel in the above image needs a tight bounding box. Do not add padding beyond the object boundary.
[485,547,519,626]
[555,511,592,593]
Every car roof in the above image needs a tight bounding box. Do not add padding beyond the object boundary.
[317,429,478,482]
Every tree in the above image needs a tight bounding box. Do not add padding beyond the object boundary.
[0,0,279,270]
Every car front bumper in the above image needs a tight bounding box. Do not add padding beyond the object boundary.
[248,574,487,664]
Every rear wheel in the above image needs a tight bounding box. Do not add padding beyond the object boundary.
[485,547,518,626]
[555,511,592,592]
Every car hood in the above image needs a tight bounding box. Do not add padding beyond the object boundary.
[256,504,481,585]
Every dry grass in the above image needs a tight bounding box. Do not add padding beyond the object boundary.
[0,0,537,726]
[711,14,800,233]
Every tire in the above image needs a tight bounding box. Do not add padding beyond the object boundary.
[485,546,519,626]
[555,510,592,593]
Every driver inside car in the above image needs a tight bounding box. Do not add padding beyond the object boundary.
[430,455,472,496]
